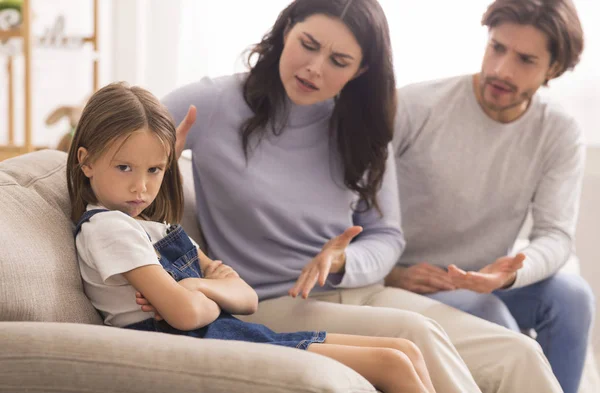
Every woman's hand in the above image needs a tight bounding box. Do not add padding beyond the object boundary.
[175,105,197,160]
[288,226,362,299]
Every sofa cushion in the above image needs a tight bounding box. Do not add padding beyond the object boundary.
[0,321,375,393]
[0,150,102,323]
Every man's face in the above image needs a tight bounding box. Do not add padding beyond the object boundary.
[477,22,556,122]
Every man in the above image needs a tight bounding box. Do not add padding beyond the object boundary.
[386,1,594,392]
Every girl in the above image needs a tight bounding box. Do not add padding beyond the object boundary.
[67,82,437,393]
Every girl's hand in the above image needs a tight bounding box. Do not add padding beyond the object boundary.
[203,260,240,280]
[135,277,206,320]
[288,226,362,299]
[136,291,162,320]
[175,105,197,160]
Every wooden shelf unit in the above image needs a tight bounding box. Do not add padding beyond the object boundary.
[1,0,99,161]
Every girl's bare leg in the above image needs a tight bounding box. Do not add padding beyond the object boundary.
[325,333,436,393]
[308,341,430,393]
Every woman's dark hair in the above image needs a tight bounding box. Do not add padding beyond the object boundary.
[482,0,584,80]
[242,0,396,213]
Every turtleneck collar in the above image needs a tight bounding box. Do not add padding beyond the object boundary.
[285,97,335,128]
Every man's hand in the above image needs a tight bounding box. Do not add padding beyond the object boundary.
[384,263,456,294]
[448,253,526,293]
[288,226,362,299]
[175,105,196,160]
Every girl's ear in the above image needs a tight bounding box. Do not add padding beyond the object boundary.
[77,147,93,178]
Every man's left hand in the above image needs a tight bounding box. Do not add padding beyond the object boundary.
[448,253,526,293]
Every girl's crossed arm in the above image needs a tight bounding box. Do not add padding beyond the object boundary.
[196,248,259,315]
[123,265,221,331]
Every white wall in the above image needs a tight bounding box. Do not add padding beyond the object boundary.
[174,0,600,146]
[1,0,598,149]
[111,0,181,99]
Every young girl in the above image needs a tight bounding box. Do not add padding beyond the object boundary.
[67,82,437,393]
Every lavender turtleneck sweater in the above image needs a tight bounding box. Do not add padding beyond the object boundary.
[163,74,405,300]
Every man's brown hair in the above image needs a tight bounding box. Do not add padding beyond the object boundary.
[482,0,584,80]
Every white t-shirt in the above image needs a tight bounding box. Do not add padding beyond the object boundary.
[75,204,198,327]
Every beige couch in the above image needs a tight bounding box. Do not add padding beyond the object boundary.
[0,150,374,393]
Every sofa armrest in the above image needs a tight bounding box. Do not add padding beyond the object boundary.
[0,322,374,393]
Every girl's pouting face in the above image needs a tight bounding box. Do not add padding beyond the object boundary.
[279,13,366,106]
[78,128,168,218]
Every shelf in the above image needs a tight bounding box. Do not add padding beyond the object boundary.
[0,27,22,40]
[2,0,99,160]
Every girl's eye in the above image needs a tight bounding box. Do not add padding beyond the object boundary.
[148,167,162,174]
[117,165,131,172]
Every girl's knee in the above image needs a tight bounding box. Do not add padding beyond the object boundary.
[376,347,414,372]
[386,338,424,361]
[370,348,425,393]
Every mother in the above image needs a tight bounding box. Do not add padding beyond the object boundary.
[163,1,559,392]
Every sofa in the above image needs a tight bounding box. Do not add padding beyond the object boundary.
[1,148,598,392]
[0,150,374,393]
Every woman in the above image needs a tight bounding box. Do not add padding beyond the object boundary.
[160,1,560,392]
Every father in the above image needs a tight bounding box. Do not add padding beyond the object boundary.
[385,1,594,392]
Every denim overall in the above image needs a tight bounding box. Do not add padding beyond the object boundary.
[75,209,326,350]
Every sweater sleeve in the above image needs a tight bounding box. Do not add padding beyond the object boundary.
[161,77,220,152]
[332,144,406,288]
[511,120,586,288]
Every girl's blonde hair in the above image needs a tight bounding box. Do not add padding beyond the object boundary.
[66,82,184,224]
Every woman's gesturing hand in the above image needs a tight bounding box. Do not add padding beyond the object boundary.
[288,226,362,299]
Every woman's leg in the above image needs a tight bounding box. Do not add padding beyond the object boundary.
[238,290,481,393]
[363,285,562,393]
[322,333,436,393]
[308,342,429,393]
[239,284,563,393]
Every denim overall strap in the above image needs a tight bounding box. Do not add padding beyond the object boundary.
[73,209,109,236]
[153,225,202,281]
